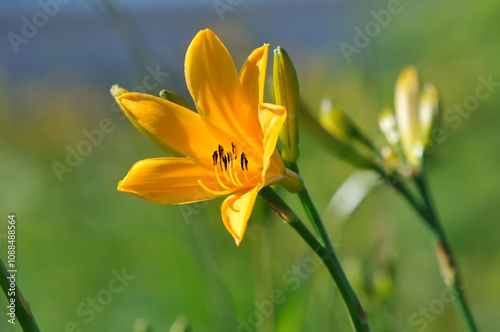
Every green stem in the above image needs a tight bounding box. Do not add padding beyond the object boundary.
[372,164,478,331]
[302,101,478,330]
[260,187,370,332]
[414,173,478,332]
[0,258,40,332]
[286,162,333,250]
[372,166,436,230]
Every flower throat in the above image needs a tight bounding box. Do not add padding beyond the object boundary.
[198,142,250,195]
[212,143,248,172]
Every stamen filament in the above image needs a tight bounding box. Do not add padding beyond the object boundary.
[228,158,240,187]
[232,161,244,187]
[213,164,230,190]
[220,162,232,184]
[198,180,234,196]
[207,143,250,190]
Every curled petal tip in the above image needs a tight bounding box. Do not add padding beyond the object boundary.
[110,84,129,98]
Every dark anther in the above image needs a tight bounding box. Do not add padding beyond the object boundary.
[212,151,218,166]
[231,142,237,158]
[222,155,228,171]
[240,151,248,171]
[217,144,225,171]
[227,152,231,163]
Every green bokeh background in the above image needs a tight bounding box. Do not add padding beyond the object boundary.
[1,1,499,331]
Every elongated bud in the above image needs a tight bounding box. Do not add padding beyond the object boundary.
[300,100,377,169]
[274,46,299,163]
[159,90,195,111]
[394,66,420,166]
[319,98,375,151]
[319,99,351,143]
[110,85,183,157]
[418,83,439,150]
[380,145,400,169]
[378,108,399,146]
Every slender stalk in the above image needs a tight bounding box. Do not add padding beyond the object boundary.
[260,187,370,332]
[414,173,478,332]
[371,166,435,230]
[286,162,333,250]
[301,96,478,330]
[372,163,478,331]
[0,258,40,332]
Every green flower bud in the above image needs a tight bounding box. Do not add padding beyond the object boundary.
[380,145,400,170]
[378,108,399,146]
[300,100,378,169]
[418,83,439,150]
[159,90,195,112]
[319,99,352,144]
[319,98,375,151]
[273,46,299,163]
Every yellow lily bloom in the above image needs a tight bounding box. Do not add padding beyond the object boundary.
[115,29,302,245]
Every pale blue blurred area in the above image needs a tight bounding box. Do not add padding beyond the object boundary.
[1,0,341,80]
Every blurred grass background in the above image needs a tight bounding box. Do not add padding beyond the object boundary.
[1,0,499,331]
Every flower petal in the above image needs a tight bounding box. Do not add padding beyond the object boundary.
[185,29,263,151]
[258,103,287,179]
[117,93,218,158]
[221,185,261,245]
[239,44,269,112]
[394,66,420,164]
[118,157,230,204]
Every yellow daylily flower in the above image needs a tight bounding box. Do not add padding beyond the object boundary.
[114,29,302,245]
